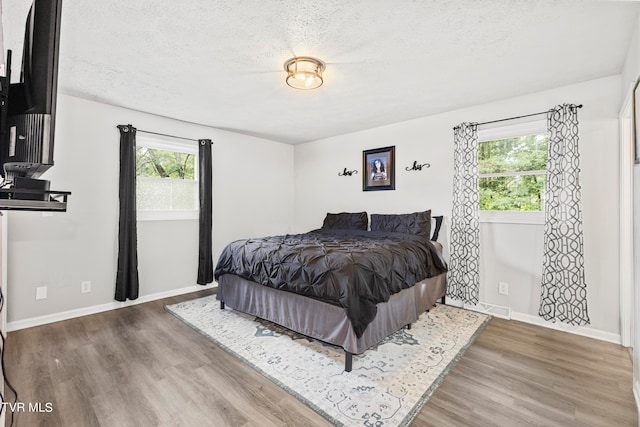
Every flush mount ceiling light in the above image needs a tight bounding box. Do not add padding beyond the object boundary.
[283,56,326,90]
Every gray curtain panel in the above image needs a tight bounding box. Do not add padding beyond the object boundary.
[197,139,214,285]
[539,104,590,325]
[447,122,480,304]
[115,124,139,301]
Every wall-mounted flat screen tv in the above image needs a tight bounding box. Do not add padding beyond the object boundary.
[1,0,63,185]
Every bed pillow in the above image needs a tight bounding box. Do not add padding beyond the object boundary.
[370,210,431,236]
[430,215,443,241]
[321,212,369,230]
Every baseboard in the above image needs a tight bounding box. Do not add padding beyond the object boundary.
[464,301,511,320]
[510,311,621,345]
[447,296,621,344]
[10,289,621,345]
[7,283,216,332]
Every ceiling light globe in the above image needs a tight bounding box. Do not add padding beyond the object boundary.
[284,57,326,90]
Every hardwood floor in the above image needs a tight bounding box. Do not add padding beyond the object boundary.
[4,289,637,427]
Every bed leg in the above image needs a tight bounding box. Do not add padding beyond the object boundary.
[441,294,446,305]
[345,352,353,372]
[220,301,225,310]
[406,323,412,330]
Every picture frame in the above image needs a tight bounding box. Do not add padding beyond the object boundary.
[635,78,640,164]
[363,146,395,191]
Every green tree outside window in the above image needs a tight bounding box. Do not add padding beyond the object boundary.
[136,147,194,180]
[135,145,197,212]
[478,134,547,211]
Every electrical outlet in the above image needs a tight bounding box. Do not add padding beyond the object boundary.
[499,282,509,295]
[81,281,92,293]
[36,286,47,300]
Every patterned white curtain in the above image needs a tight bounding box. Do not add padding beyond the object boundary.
[447,122,480,304]
[539,104,590,325]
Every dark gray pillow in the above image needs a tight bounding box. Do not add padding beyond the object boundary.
[370,210,431,236]
[321,212,368,230]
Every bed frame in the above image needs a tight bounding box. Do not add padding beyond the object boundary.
[217,272,446,372]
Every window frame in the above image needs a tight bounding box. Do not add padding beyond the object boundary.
[477,119,547,225]
[135,135,199,221]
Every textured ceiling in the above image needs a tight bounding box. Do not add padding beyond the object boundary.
[3,0,640,144]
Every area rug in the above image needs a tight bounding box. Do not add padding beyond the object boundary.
[165,295,490,427]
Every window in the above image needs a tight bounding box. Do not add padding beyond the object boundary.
[136,136,198,220]
[477,120,547,224]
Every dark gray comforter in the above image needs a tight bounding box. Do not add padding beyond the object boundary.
[214,229,448,337]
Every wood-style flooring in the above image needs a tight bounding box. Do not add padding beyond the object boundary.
[4,289,638,426]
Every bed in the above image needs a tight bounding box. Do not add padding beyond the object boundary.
[214,210,447,371]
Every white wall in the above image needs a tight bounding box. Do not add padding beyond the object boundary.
[6,94,293,323]
[294,75,621,339]
[621,12,640,414]
[622,16,640,101]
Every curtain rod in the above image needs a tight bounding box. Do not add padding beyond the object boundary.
[117,125,209,143]
[137,129,203,142]
[453,104,583,130]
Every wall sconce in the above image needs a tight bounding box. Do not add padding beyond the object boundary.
[284,56,326,90]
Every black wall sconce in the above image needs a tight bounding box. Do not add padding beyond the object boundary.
[405,161,431,171]
[338,168,358,177]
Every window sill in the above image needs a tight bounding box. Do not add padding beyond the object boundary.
[137,210,199,221]
[480,210,544,225]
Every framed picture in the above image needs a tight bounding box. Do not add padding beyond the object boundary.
[363,146,395,191]
[635,78,640,164]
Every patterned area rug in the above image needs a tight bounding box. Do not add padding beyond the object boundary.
[165,295,490,427]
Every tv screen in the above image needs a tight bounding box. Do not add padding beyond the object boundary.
[1,0,63,183]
